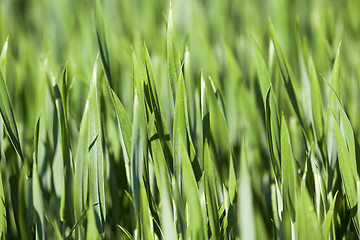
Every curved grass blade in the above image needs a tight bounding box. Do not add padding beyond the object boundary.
[32,114,45,240]
[0,69,23,161]
[269,18,305,133]
[333,113,358,210]
[86,204,101,240]
[88,56,105,234]
[281,114,296,221]
[0,38,8,77]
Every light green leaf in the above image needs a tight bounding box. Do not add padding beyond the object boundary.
[204,140,220,239]
[180,137,204,239]
[18,165,33,240]
[322,192,338,240]
[140,181,154,240]
[0,69,23,161]
[167,6,180,102]
[333,113,358,209]
[269,18,305,132]
[88,56,105,233]
[0,171,6,238]
[281,114,296,221]
[238,140,256,240]
[310,58,324,142]
[73,102,89,240]
[86,204,101,240]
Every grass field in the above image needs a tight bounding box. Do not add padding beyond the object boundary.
[1,0,360,239]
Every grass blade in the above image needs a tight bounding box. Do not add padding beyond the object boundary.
[238,140,256,240]
[281,114,296,221]
[0,68,23,161]
[88,56,105,234]
[310,58,324,142]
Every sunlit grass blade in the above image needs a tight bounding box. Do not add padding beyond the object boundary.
[167,6,180,102]
[73,102,89,239]
[140,181,154,240]
[333,113,358,210]
[32,114,45,240]
[131,52,148,218]
[322,192,338,240]
[94,0,112,87]
[0,69,23,161]
[281,114,296,221]
[180,137,204,238]
[204,140,220,238]
[252,37,281,179]
[310,58,324,142]
[269,18,305,133]
[109,88,132,174]
[86,204,101,240]
[238,140,256,240]
[88,56,105,233]
[297,185,322,239]
[18,164,33,240]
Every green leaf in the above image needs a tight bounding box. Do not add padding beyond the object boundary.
[140,180,154,240]
[180,137,204,239]
[73,102,89,239]
[131,52,148,217]
[0,171,6,238]
[281,114,296,221]
[18,165,33,240]
[0,68,23,161]
[333,113,358,209]
[109,88,132,171]
[32,114,45,240]
[238,140,256,240]
[95,0,112,87]
[86,204,101,240]
[204,140,220,239]
[88,56,105,233]
[297,185,322,240]
[269,18,305,132]
[322,192,338,240]
[310,58,324,142]
[167,6,180,102]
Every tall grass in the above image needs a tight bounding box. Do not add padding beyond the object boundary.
[1,0,360,239]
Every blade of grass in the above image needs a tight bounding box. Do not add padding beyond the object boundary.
[238,140,256,240]
[88,56,105,233]
[322,192,338,240]
[310,58,324,142]
[281,114,296,221]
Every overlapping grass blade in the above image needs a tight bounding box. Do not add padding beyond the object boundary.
[204,141,220,238]
[296,185,322,239]
[167,6,181,102]
[269,19,306,134]
[73,102,89,239]
[322,192,338,240]
[88,56,106,233]
[140,181,154,240]
[310,58,324,142]
[281,114,296,221]
[180,137,204,238]
[18,164,33,240]
[0,40,23,161]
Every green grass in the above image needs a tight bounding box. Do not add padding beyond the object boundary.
[1,0,360,239]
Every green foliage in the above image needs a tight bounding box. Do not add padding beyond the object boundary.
[1,0,360,239]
